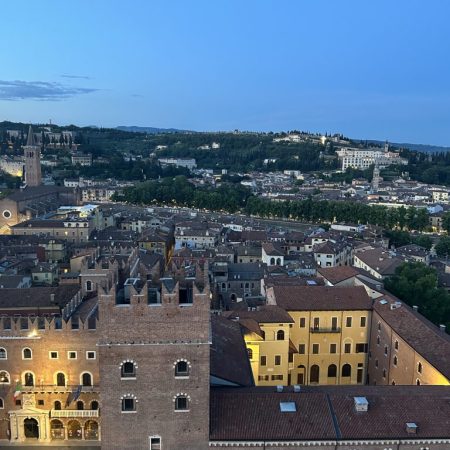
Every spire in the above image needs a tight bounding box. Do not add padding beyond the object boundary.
[26,125,35,146]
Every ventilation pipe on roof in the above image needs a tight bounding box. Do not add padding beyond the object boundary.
[440,324,446,333]
[412,305,419,312]
[276,385,283,393]
[406,422,418,434]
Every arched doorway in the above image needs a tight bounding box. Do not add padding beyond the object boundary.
[67,420,82,440]
[24,418,39,439]
[50,419,64,440]
[84,420,99,440]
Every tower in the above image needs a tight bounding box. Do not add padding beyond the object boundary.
[372,162,381,193]
[23,125,42,187]
[98,268,211,450]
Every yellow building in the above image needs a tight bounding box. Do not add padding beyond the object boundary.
[237,286,373,386]
[225,306,294,386]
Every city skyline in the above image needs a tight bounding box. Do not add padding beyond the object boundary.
[1,0,450,145]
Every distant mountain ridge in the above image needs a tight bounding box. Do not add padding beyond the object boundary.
[368,139,450,153]
[116,125,191,134]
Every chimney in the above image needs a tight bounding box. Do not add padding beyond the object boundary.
[412,305,419,312]
[439,324,446,333]
[276,385,283,393]
[354,396,369,412]
[293,385,301,393]
[50,293,55,303]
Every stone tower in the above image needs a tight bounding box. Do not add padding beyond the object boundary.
[24,125,42,187]
[98,269,211,450]
[372,162,381,193]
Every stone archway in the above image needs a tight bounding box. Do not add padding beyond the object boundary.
[24,418,39,439]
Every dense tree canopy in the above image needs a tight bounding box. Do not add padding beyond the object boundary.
[385,262,450,331]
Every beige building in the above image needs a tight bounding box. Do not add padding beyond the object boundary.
[368,295,450,386]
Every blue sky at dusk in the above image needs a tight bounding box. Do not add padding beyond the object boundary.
[1,0,449,145]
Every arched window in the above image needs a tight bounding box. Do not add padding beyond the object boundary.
[54,400,62,410]
[0,398,3,408]
[416,379,421,385]
[394,340,399,350]
[0,371,10,384]
[56,372,66,387]
[23,348,32,359]
[76,400,84,410]
[310,365,320,383]
[81,372,92,386]
[247,348,253,359]
[84,420,99,440]
[121,362,136,378]
[0,348,6,359]
[91,400,99,410]
[50,419,64,440]
[276,258,281,265]
[342,364,352,377]
[376,336,380,345]
[24,372,34,386]
[174,394,189,411]
[175,360,189,377]
[418,362,423,374]
[121,395,136,412]
[86,280,93,291]
[67,420,82,440]
[393,356,398,366]
[276,330,285,341]
[327,364,337,378]
[270,257,275,265]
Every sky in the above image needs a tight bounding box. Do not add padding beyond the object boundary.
[1,0,450,145]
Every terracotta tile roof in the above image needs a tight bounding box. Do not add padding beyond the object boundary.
[224,305,294,324]
[210,315,254,387]
[210,389,336,440]
[318,266,360,284]
[374,296,450,380]
[271,285,372,311]
[354,247,403,276]
[210,385,450,441]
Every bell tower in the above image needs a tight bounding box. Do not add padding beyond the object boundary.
[24,125,42,187]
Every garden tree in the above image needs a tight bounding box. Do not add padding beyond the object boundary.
[442,211,450,234]
[413,234,433,251]
[435,236,450,258]
[385,230,411,248]
[385,262,450,331]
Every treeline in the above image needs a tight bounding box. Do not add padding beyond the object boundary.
[114,176,250,213]
[117,176,431,231]
[385,262,450,331]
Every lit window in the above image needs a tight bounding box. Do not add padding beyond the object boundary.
[0,371,10,384]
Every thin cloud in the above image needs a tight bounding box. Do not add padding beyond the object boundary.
[0,80,99,101]
[60,74,92,80]
[131,93,144,98]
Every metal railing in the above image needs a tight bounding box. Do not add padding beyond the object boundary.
[310,327,341,333]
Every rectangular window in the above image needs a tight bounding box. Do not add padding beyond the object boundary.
[258,375,269,381]
[298,344,306,354]
[313,317,320,330]
[288,353,293,363]
[37,317,46,330]
[330,343,337,354]
[344,343,351,354]
[3,318,11,330]
[150,437,161,450]
[86,351,96,360]
[275,355,281,366]
[355,343,368,353]
[260,355,267,366]
[271,374,283,381]
[38,399,44,406]
[20,318,29,330]
[312,344,319,354]
[331,317,338,330]
[360,316,367,327]
[68,351,77,360]
[49,351,58,359]
[299,317,306,328]
[346,316,352,327]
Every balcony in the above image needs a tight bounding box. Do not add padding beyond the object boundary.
[310,327,341,334]
[51,409,99,418]
[21,384,100,393]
